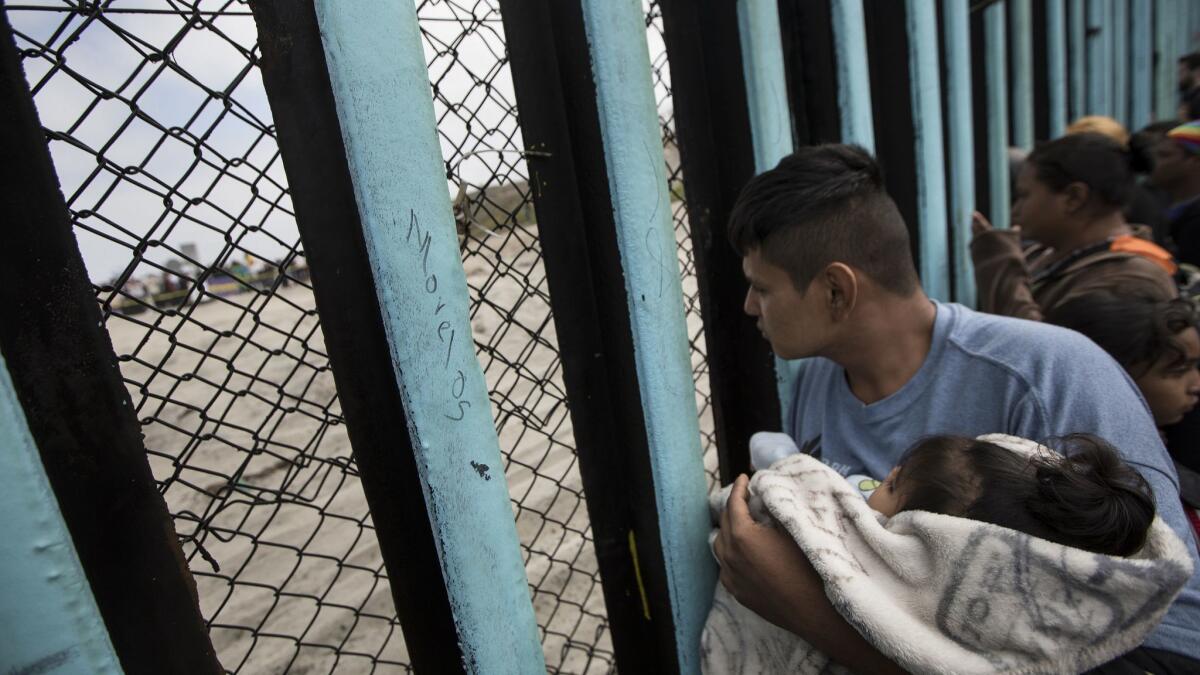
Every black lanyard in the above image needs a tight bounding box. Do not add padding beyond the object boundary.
[1030,239,1114,286]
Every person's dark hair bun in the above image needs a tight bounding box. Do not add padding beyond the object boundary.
[1026,435,1156,557]
[1027,133,1134,211]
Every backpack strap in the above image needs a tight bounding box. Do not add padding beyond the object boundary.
[1109,234,1179,275]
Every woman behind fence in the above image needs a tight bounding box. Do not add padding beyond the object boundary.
[971,133,1178,321]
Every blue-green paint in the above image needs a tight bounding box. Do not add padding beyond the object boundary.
[986,2,1011,229]
[735,0,802,427]
[906,0,950,301]
[1011,0,1034,149]
[1086,0,1111,116]
[1069,0,1086,120]
[1156,0,1179,121]
[1193,3,1200,52]
[312,1,543,671]
[0,353,121,675]
[1193,2,1200,52]
[1130,0,1152,130]
[832,0,875,151]
[1111,0,1128,126]
[579,2,717,671]
[737,0,793,171]
[943,0,976,307]
[1179,1,1194,66]
[1047,0,1068,138]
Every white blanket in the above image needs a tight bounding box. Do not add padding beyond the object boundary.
[702,435,1195,674]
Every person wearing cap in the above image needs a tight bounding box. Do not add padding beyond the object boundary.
[1153,120,1200,268]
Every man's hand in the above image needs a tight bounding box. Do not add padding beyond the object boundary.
[712,475,813,633]
[712,474,907,675]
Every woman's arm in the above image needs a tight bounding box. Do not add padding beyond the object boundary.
[713,475,907,675]
[970,212,1043,321]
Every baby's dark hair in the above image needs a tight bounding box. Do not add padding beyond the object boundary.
[891,435,1155,556]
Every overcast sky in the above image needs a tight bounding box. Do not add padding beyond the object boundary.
[8,1,672,285]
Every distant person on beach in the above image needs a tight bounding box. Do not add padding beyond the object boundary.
[711,143,1200,673]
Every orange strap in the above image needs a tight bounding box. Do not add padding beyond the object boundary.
[1110,234,1179,275]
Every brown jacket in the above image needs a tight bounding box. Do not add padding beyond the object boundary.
[971,227,1178,321]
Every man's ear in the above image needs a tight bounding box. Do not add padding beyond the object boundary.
[1062,181,1090,213]
[823,263,858,321]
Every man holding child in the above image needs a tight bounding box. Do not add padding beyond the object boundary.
[710,144,1200,673]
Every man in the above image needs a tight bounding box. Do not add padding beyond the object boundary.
[712,144,1200,673]
[1179,53,1200,119]
[1152,120,1200,267]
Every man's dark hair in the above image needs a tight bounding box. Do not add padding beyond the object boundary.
[1026,132,1134,212]
[727,144,919,296]
[1045,287,1198,378]
[1179,52,1200,70]
[893,434,1155,557]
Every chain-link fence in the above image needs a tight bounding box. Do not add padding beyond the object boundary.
[7,0,717,672]
[415,1,614,671]
[7,1,410,672]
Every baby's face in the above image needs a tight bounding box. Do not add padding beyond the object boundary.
[866,467,903,517]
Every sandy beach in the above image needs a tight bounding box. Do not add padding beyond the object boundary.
[105,215,715,674]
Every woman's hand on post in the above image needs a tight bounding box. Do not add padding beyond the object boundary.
[971,210,993,237]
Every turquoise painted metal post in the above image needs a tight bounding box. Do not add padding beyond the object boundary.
[906,0,950,301]
[0,352,121,675]
[1086,0,1111,116]
[579,1,717,672]
[735,0,803,423]
[1111,0,1128,126]
[1179,1,1193,60]
[1047,0,1068,138]
[1131,0,1152,130]
[831,0,875,150]
[1070,0,1086,120]
[310,1,543,671]
[1193,2,1200,52]
[1156,0,1179,121]
[944,0,976,306]
[986,1,1012,229]
[737,0,794,170]
[1011,0,1034,148]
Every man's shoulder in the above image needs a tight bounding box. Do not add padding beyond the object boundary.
[944,302,1101,360]
[939,303,1119,388]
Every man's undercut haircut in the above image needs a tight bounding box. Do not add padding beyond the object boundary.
[727,144,919,296]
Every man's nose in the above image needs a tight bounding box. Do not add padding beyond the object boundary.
[743,288,758,316]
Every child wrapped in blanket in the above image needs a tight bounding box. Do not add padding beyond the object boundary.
[703,433,1196,675]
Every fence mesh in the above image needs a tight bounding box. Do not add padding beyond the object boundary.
[414,1,614,671]
[8,2,408,672]
[7,0,717,672]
